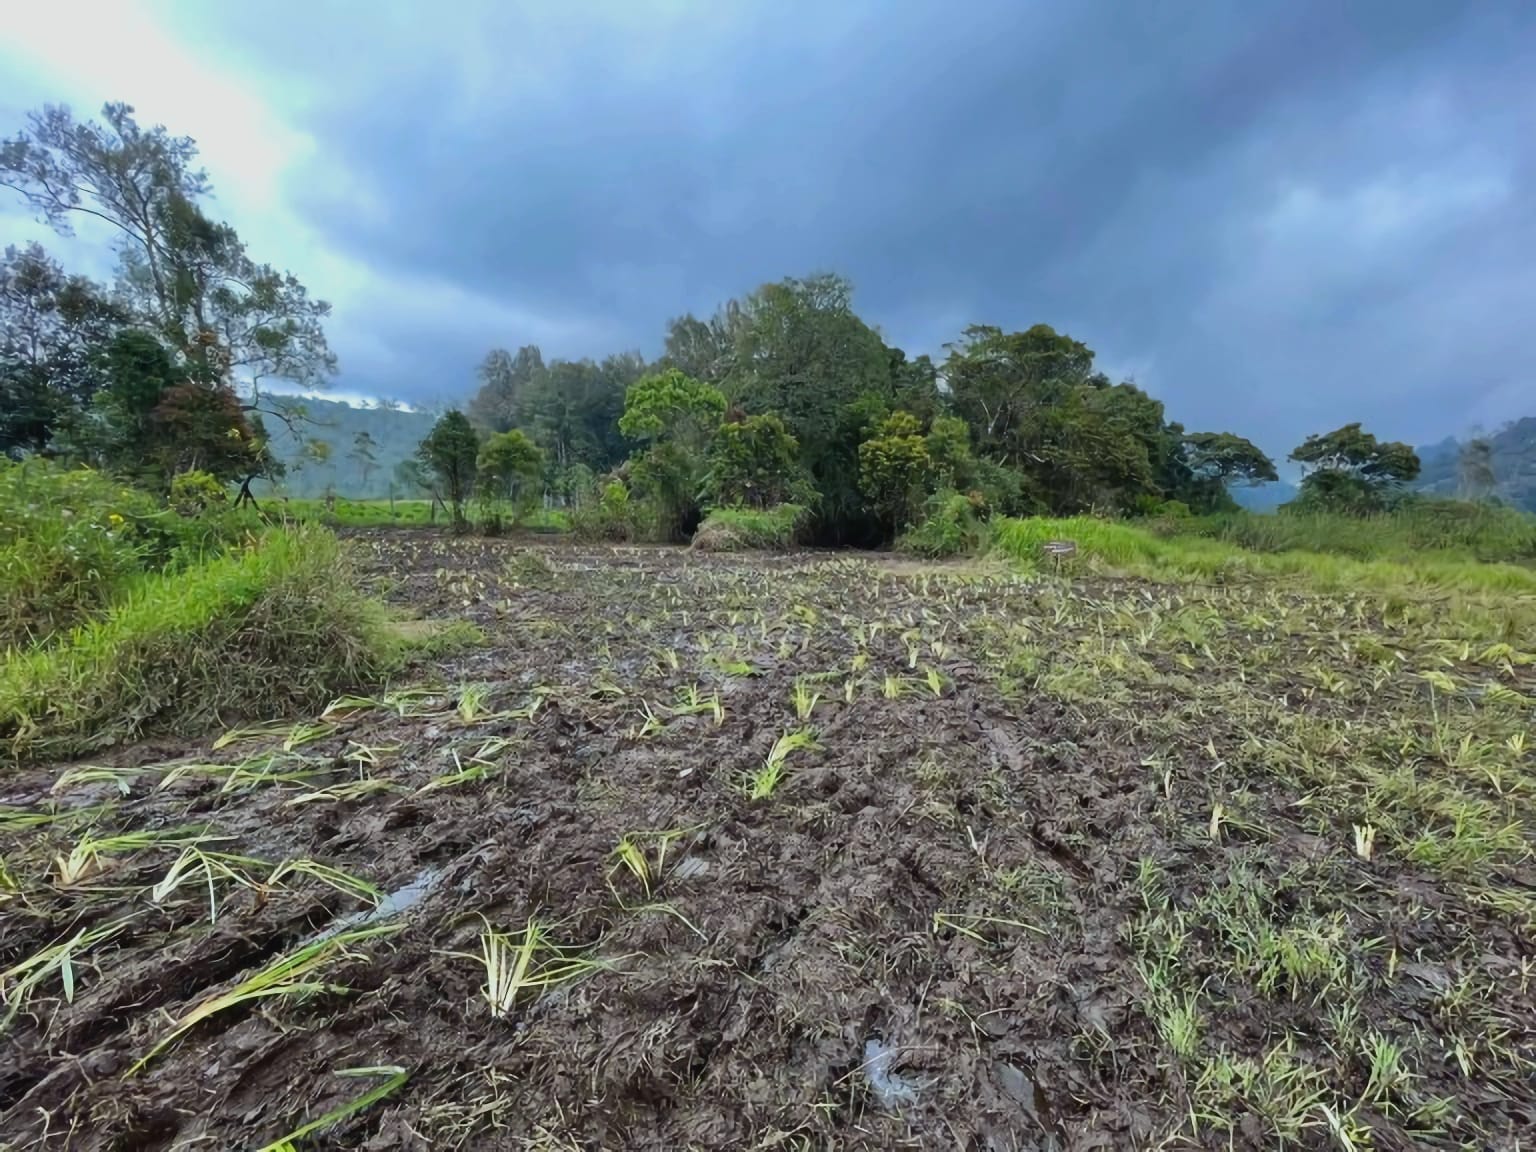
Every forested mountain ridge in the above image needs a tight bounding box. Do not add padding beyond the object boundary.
[257,396,434,498]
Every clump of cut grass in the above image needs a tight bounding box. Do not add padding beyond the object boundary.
[255,1066,411,1152]
[129,922,403,1075]
[1,915,135,1031]
[691,504,806,552]
[0,526,403,764]
[459,917,616,1019]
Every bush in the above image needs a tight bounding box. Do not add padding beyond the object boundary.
[0,461,162,649]
[691,504,807,552]
[169,470,229,517]
[898,490,987,558]
[0,525,400,763]
[0,460,262,650]
[571,480,641,542]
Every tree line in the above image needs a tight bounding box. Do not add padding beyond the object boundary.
[417,275,1423,543]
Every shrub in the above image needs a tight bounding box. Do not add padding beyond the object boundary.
[0,460,162,649]
[168,470,229,517]
[0,525,400,763]
[898,490,987,558]
[692,504,807,552]
[570,480,639,542]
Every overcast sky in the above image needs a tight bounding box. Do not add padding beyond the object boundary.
[3,0,1533,454]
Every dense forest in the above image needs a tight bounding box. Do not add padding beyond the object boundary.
[2,100,1521,544]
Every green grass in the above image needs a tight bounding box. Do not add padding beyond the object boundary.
[0,525,405,764]
[280,497,571,533]
[992,515,1536,595]
[692,504,807,552]
[279,497,437,527]
[0,460,262,649]
[1166,500,1536,564]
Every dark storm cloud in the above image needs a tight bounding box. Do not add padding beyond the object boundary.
[166,0,1536,452]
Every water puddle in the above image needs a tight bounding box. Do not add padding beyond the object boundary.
[310,865,442,942]
[862,1038,919,1109]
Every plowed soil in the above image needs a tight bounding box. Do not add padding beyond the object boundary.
[2,532,1532,1150]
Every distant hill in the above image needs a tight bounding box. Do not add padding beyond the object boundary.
[253,395,436,499]
[1416,418,1536,513]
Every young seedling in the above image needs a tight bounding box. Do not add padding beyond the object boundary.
[51,765,144,796]
[606,828,690,899]
[464,917,615,1019]
[1,916,135,1031]
[152,845,269,923]
[790,678,821,722]
[54,827,211,886]
[268,859,383,907]
[129,923,403,1075]
[746,729,818,800]
[255,1066,411,1152]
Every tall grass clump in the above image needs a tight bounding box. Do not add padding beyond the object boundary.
[0,525,399,763]
[692,504,807,552]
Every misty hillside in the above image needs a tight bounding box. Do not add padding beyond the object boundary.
[255,395,435,499]
[1416,419,1536,513]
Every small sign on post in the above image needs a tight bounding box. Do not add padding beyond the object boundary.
[1042,538,1077,574]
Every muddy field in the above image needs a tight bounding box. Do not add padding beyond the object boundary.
[2,531,1533,1150]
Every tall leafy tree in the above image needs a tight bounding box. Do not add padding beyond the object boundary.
[468,344,545,433]
[417,410,480,527]
[723,274,895,536]
[618,369,726,540]
[704,413,807,508]
[859,412,933,532]
[2,102,334,414]
[0,243,126,457]
[944,323,1095,463]
[477,428,544,521]
[1183,432,1278,486]
[1289,423,1421,512]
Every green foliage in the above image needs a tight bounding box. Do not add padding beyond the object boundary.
[1185,432,1279,486]
[570,480,639,542]
[0,460,163,648]
[703,413,808,508]
[1290,423,1421,513]
[899,490,988,558]
[617,370,725,541]
[858,411,931,531]
[416,410,480,527]
[618,369,725,446]
[628,441,701,542]
[1156,500,1536,564]
[716,274,897,536]
[992,514,1536,593]
[692,504,807,552]
[0,525,399,763]
[476,428,544,530]
[168,470,228,517]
